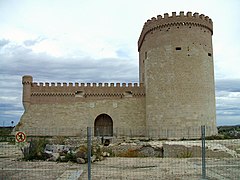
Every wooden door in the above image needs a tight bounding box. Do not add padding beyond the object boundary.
[94,114,113,137]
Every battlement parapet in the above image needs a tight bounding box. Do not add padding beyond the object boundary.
[29,81,145,100]
[138,11,213,51]
[31,82,144,88]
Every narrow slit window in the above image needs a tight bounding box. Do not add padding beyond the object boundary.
[145,51,147,59]
[208,53,212,57]
[176,47,181,50]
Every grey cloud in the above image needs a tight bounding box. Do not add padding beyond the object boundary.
[24,39,38,46]
[0,39,9,47]
[0,40,139,125]
[217,116,240,126]
[23,36,47,46]
[116,48,131,58]
[215,79,240,125]
[0,103,23,126]
[0,42,138,83]
[215,79,240,92]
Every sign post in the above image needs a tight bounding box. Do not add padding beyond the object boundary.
[15,131,27,143]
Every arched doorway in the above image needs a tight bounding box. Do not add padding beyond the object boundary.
[94,114,113,137]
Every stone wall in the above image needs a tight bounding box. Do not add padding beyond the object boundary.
[138,11,217,137]
[17,97,146,137]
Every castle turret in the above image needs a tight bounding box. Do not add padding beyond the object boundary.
[138,11,217,138]
[22,75,33,110]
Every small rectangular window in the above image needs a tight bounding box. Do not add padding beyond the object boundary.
[145,52,147,59]
[75,91,85,97]
[176,47,181,50]
[124,91,133,98]
[208,53,212,57]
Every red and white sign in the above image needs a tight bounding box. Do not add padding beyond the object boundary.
[15,131,26,143]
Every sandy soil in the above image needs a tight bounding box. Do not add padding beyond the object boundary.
[80,157,240,180]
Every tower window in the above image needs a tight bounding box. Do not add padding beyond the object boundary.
[208,53,212,57]
[145,52,147,59]
[176,47,181,50]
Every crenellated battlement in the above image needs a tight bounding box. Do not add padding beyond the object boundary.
[30,81,145,97]
[32,82,143,88]
[138,11,213,51]
[22,76,145,104]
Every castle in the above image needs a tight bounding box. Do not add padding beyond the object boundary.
[16,11,217,139]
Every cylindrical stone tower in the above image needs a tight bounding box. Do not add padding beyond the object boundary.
[138,11,217,138]
[22,75,33,111]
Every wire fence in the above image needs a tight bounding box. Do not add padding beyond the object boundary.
[0,126,239,179]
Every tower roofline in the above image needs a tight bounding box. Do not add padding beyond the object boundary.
[138,11,213,51]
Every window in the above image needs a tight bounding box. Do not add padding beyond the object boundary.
[75,91,85,97]
[176,47,181,50]
[124,91,133,98]
[145,51,147,59]
[208,53,212,57]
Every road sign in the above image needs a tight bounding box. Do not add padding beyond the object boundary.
[15,131,26,143]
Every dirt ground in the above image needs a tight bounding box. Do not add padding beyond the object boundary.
[80,157,240,180]
[0,143,239,180]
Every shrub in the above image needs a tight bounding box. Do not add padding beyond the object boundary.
[76,145,88,160]
[22,138,49,160]
[63,151,76,162]
[205,135,225,140]
[103,148,115,157]
[75,144,104,162]
[177,149,192,158]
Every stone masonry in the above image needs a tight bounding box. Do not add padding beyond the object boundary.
[16,11,217,138]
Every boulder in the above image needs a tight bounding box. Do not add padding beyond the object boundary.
[91,155,97,162]
[44,144,70,153]
[60,156,66,161]
[102,152,110,157]
[76,158,86,164]
[48,153,60,161]
[99,156,104,161]
[139,146,161,157]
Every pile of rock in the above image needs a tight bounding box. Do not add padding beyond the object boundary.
[43,144,110,164]
[103,138,240,158]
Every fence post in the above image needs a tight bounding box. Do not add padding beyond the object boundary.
[201,125,206,179]
[87,127,91,180]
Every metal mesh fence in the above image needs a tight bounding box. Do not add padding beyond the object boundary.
[0,126,239,179]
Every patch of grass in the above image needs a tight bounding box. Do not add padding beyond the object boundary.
[205,135,225,140]
[0,127,14,135]
[177,149,192,158]
[0,127,15,143]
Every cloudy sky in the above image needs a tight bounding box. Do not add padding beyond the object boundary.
[0,0,239,126]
